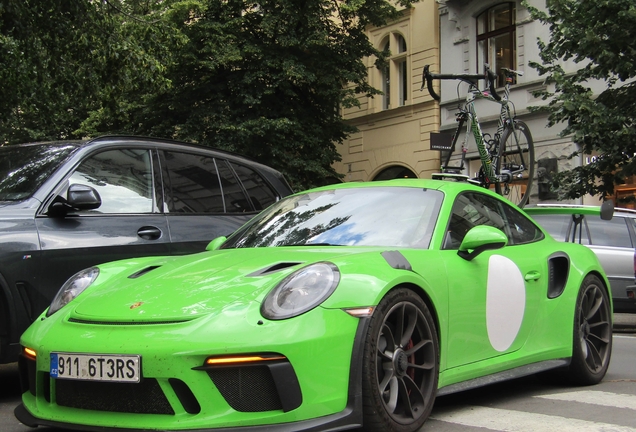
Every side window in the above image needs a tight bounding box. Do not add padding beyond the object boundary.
[443,192,542,249]
[443,192,506,250]
[587,217,633,248]
[229,162,277,211]
[216,160,255,213]
[69,149,154,214]
[162,151,225,213]
[530,214,571,242]
[500,204,544,245]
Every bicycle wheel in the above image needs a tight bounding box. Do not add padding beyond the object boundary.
[495,120,534,207]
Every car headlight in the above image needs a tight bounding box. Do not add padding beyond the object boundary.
[47,267,100,317]
[261,262,340,320]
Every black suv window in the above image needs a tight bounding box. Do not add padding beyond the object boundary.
[229,162,277,210]
[217,160,257,213]
[162,151,279,214]
[162,151,226,213]
[69,149,154,214]
[444,192,542,249]
[0,144,77,201]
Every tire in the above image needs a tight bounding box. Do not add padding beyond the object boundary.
[567,275,612,385]
[495,120,535,208]
[361,288,439,432]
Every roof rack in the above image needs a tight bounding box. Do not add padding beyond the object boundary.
[431,173,481,186]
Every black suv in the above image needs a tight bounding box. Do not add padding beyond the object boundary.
[0,136,293,363]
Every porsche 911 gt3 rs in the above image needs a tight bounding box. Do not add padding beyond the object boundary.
[15,179,613,432]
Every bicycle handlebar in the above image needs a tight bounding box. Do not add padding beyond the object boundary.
[421,64,501,102]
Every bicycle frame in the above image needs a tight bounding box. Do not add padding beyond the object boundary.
[423,65,534,207]
[434,68,519,185]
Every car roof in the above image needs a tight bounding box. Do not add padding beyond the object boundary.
[8,135,282,174]
[10,135,253,160]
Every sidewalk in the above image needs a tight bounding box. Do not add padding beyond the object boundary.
[614,313,636,333]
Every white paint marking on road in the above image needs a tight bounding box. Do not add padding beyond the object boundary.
[536,390,636,410]
[614,334,636,339]
[430,406,636,431]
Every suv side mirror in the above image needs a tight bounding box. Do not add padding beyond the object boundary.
[47,184,102,217]
[67,184,102,210]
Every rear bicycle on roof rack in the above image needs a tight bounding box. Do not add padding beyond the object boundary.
[422,64,535,208]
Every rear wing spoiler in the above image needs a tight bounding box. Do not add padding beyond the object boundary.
[523,200,614,221]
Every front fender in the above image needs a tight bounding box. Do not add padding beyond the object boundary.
[322,250,447,312]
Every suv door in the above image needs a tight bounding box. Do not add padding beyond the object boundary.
[160,151,278,255]
[35,148,171,314]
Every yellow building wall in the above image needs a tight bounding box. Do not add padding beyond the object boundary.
[335,1,441,182]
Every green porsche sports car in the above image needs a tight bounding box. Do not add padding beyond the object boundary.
[15,179,612,432]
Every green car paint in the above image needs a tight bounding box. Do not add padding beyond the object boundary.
[16,179,613,431]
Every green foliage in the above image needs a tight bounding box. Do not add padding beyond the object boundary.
[526,0,636,201]
[1,0,415,190]
[0,0,174,144]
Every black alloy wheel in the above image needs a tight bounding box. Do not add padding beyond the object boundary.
[567,274,612,385]
[361,288,439,432]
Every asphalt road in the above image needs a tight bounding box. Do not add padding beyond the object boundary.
[2,315,636,432]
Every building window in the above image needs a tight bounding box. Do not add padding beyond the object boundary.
[379,33,409,110]
[381,37,391,110]
[476,3,516,87]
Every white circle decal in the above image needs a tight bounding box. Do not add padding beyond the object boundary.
[486,255,526,352]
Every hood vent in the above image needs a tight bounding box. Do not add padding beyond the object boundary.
[128,265,162,279]
[248,262,302,277]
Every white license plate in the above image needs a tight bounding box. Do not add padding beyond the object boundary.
[50,352,141,382]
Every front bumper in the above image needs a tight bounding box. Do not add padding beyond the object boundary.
[15,402,362,432]
[17,303,368,431]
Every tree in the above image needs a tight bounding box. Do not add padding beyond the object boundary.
[2,0,414,190]
[526,0,636,201]
[80,0,413,190]
[0,0,173,144]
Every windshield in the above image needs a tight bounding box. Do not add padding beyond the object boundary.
[223,186,444,248]
[0,144,78,201]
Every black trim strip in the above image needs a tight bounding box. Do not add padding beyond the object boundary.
[437,358,570,397]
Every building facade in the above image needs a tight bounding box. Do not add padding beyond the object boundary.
[337,0,630,207]
[334,0,441,183]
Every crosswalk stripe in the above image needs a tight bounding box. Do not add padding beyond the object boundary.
[535,390,636,410]
[430,406,636,431]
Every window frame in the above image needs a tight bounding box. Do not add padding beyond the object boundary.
[66,148,158,215]
[378,32,409,110]
[476,2,516,87]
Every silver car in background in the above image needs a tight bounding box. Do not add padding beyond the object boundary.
[526,202,636,313]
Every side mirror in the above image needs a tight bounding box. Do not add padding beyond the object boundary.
[458,226,508,261]
[47,184,102,217]
[67,184,102,210]
[206,236,227,251]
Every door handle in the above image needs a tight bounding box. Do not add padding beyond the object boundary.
[524,271,540,281]
[137,226,162,241]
